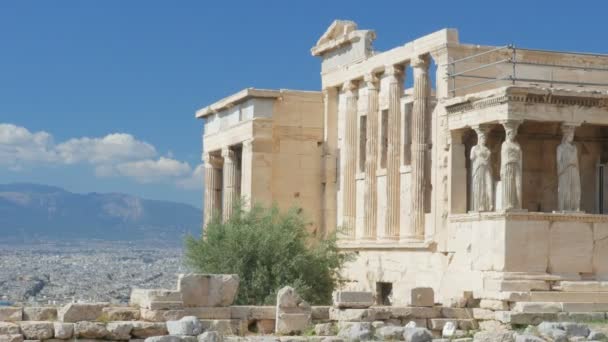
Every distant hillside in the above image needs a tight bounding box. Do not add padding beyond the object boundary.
[0,183,202,244]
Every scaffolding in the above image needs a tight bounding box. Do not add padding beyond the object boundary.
[446,45,608,97]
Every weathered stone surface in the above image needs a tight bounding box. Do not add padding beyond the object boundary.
[428,319,477,331]
[332,291,373,309]
[275,287,311,335]
[541,328,567,342]
[255,319,274,334]
[22,307,57,321]
[472,308,494,320]
[440,308,473,319]
[375,325,404,340]
[512,302,561,313]
[197,331,222,342]
[107,321,134,340]
[588,330,607,340]
[140,309,186,322]
[337,322,372,341]
[229,306,274,320]
[131,322,168,338]
[0,322,20,334]
[0,334,23,342]
[472,330,514,342]
[410,288,434,307]
[74,321,109,339]
[557,311,605,322]
[479,299,509,311]
[167,316,204,336]
[513,334,544,342]
[0,307,23,321]
[501,312,558,325]
[389,307,441,319]
[311,306,330,321]
[19,321,54,340]
[402,327,432,342]
[57,302,108,322]
[144,336,188,342]
[560,322,589,337]
[314,323,335,336]
[182,307,231,320]
[131,289,183,308]
[53,322,73,339]
[177,274,239,308]
[103,307,141,321]
[199,319,247,336]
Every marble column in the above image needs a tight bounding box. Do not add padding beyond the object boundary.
[222,147,238,221]
[342,80,358,238]
[203,153,222,227]
[363,74,379,240]
[240,139,253,210]
[409,56,430,239]
[385,65,403,240]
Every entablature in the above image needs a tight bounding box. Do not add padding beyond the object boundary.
[444,86,608,130]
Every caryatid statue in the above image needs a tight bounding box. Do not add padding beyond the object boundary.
[557,124,581,212]
[470,126,493,212]
[500,121,523,210]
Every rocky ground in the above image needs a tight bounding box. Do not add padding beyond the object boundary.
[0,241,185,305]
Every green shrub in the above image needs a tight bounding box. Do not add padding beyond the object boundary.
[184,201,350,305]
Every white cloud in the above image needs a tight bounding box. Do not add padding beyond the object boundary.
[1,123,202,190]
[0,124,57,168]
[112,157,192,183]
[56,133,156,164]
[176,163,204,190]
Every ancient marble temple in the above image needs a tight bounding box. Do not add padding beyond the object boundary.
[198,20,608,306]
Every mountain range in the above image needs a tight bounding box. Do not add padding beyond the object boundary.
[0,183,202,244]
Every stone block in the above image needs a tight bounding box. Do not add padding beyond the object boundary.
[19,322,54,340]
[374,325,404,340]
[197,331,222,342]
[410,287,434,307]
[402,327,433,341]
[0,307,23,321]
[505,312,558,325]
[131,322,168,338]
[74,321,109,339]
[103,307,141,321]
[140,309,186,322]
[512,302,562,313]
[484,279,549,292]
[549,222,593,274]
[314,323,335,336]
[389,306,441,319]
[428,319,477,331]
[473,330,514,342]
[57,302,108,322]
[275,313,310,335]
[332,291,373,309]
[166,316,203,336]
[22,307,57,321]
[472,308,495,320]
[254,319,275,334]
[107,321,134,340]
[183,307,231,319]
[479,299,509,311]
[177,274,239,307]
[556,281,601,292]
[0,322,20,334]
[311,306,330,320]
[229,306,275,320]
[0,335,23,342]
[440,307,473,319]
[275,286,311,335]
[143,336,190,342]
[131,289,182,307]
[199,319,247,336]
[557,311,606,322]
[53,322,73,339]
[337,322,372,341]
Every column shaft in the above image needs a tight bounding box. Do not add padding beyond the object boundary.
[409,56,430,239]
[342,81,358,238]
[203,154,222,227]
[222,147,238,221]
[385,66,402,239]
[363,74,379,239]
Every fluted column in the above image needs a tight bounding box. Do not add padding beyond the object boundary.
[363,74,379,240]
[408,56,430,239]
[385,65,403,240]
[342,80,358,238]
[203,153,222,227]
[222,147,238,221]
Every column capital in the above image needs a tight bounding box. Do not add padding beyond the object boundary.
[364,73,379,89]
[384,65,403,77]
[410,55,430,70]
[221,147,235,159]
[500,119,522,131]
[203,153,223,168]
[472,124,490,135]
[342,80,358,94]
[242,139,254,152]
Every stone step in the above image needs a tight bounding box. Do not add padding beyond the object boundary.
[554,281,608,292]
[512,301,608,313]
[528,291,608,303]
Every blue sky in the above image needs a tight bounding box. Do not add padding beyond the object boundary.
[1,0,606,207]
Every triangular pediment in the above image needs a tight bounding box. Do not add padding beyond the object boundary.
[315,20,357,47]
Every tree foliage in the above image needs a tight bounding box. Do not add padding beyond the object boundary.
[184,202,350,305]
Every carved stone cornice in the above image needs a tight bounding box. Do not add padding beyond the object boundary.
[449,211,608,223]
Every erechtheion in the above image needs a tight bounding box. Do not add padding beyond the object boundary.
[197,20,608,309]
